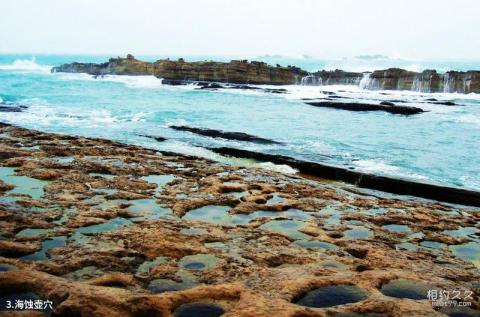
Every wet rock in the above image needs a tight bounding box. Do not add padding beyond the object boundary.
[345,247,369,259]
[379,101,395,106]
[0,180,14,192]
[138,134,167,142]
[305,101,424,115]
[170,125,282,144]
[0,102,28,113]
[0,240,40,257]
[0,124,479,317]
[209,147,480,207]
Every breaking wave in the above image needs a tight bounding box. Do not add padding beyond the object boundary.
[0,58,52,73]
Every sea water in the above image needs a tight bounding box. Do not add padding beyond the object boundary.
[0,54,479,190]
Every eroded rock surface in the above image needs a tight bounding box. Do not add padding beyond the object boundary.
[0,123,478,316]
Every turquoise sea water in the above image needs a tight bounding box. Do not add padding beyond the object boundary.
[1,54,479,190]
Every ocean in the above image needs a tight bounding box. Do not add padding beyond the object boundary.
[1,54,479,190]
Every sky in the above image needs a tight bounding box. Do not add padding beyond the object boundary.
[0,0,479,60]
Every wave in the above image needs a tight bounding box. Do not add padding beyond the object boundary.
[101,75,165,89]
[352,159,428,180]
[56,73,169,89]
[0,58,52,73]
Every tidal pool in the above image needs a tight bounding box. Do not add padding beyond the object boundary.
[380,279,431,300]
[450,242,480,269]
[21,236,66,261]
[295,285,368,308]
[127,198,173,220]
[259,219,310,240]
[15,228,52,238]
[343,226,373,240]
[382,224,411,233]
[141,174,175,194]
[179,254,219,271]
[0,167,46,199]
[136,256,167,275]
[173,303,225,317]
[294,239,338,250]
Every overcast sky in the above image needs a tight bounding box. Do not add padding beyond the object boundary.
[0,0,478,59]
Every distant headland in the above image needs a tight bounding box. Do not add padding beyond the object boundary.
[52,54,480,94]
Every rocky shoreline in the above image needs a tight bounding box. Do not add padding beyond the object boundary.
[0,123,479,316]
[52,54,480,94]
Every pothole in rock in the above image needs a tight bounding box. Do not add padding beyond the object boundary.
[259,219,310,240]
[294,240,338,250]
[343,226,372,240]
[420,240,445,250]
[182,205,237,226]
[141,174,175,195]
[444,227,479,239]
[449,242,480,269]
[15,228,53,238]
[179,254,219,271]
[0,167,47,200]
[231,191,248,199]
[379,279,432,300]
[71,217,132,244]
[266,194,286,204]
[294,285,368,308]
[21,236,66,261]
[172,302,225,317]
[382,224,411,233]
[395,242,419,251]
[136,256,167,275]
[127,199,173,221]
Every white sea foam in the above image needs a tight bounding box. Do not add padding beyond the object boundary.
[55,73,165,89]
[0,58,52,73]
[253,162,298,174]
[352,159,428,180]
[100,75,164,89]
[456,114,480,126]
[55,73,96,81]
[352,159,401,174]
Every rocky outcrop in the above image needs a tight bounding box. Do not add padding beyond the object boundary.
[52,55,307,85]
[363,68,480,93]
[313,69,363,85]
[52,55,480,93]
